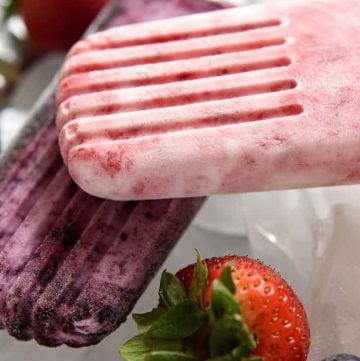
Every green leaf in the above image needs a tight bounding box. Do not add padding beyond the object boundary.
[145,351,197,361]
[209,314,257,358]
[189,249,208,308]
[2,0,19,20]
[159,271,188,309]
[133,308,166,334]
[148,300,206,340]
[119,334,182,361]
[208,346,262,361]
[211,280,240,319]
[210,321,240,357]
[207,347,240,361]
[207,354,235,361]
[207,308,217,329]
[219,266,235,294]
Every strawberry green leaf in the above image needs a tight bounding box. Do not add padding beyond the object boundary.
[133,308,166,334]
[207,354,237,361]
[208,346,262,361]
[207,347,241,361]
[119,334,182,361]
[148,300,206,340]
[159,271,188,309]
[145,351,197,361]
[219,266,235,294]
[211,280,240,319]
[210,328,238,358]
[207,308,217,329]
[209,314,257,358]
[189,249,208,308]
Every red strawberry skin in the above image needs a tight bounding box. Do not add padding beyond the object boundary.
[176,255,310,361]
[20,0,108,52]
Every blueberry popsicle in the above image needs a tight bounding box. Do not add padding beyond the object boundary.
[57,0,360,201]
[0,0,217,347]
[0,125,203,346]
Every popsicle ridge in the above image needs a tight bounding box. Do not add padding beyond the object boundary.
[57,52,291,105]
[57,0,360,202]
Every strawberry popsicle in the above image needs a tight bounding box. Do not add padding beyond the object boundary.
[57,0,360,201]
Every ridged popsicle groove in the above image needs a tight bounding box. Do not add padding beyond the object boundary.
[57,54,291,105]
[4,189,103,340]
[64,33,286,76]
[60,91,302,160]
[0,149,63,250]
[28,200,138,345]
[75,18,282,53]
[61,76,296,120]
[0,124,57,203]
[0,166,77,327]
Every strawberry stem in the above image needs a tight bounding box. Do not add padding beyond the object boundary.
[119,251,261,361]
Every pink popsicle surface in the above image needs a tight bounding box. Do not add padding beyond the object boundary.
[57,0,360,201]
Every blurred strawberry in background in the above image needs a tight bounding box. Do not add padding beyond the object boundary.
[0,0,108,149]
[0,0,108,108]
[19,0,109,52]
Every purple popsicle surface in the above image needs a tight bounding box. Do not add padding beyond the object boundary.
[0,0,219,347]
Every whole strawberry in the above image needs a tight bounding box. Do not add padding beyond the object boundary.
[120,251,310,361]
